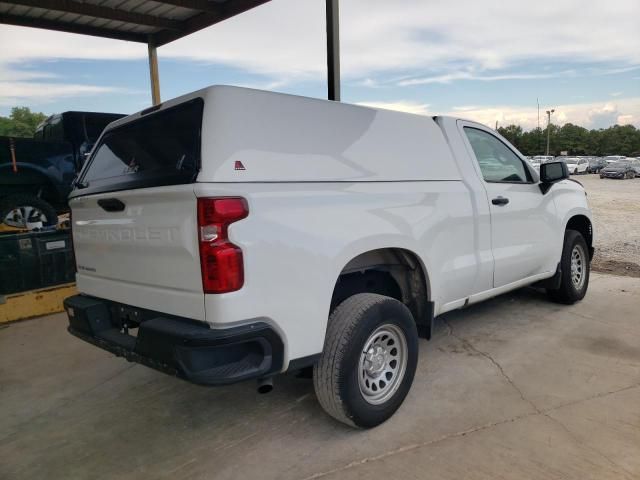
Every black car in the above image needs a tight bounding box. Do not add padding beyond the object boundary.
[599,159,640,179]
[587,157,606,173]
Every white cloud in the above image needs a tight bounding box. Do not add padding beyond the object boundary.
[0,68,58,82]
[1,0,639,78]
[0,80,123,107]
[397,71,560,86]
[0,27,146,64]
[354,98,640,129]
[617,114,636,125]
[452,105,481,112]
[456,99,640,129]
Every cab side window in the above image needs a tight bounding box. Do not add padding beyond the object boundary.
[464,127,531,183]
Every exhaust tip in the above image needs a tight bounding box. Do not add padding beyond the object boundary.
[257,377,273,394]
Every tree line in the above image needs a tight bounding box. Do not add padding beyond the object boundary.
[0,107,48,138]
[497,123,640,157]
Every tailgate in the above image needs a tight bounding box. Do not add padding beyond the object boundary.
[71,187,204,320]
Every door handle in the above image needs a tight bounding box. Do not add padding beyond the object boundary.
[492,196,509,206]
[97,198,126,212]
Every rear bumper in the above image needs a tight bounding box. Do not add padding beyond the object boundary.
[64,294,284,386]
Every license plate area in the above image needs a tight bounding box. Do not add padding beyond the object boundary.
[112,304,145,334]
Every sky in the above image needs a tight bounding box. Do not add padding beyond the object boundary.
[1,0,639,130]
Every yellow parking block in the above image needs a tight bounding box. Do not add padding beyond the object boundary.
[0,284,77,323]
[0,224,26,234]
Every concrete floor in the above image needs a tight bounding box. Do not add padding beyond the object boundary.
[1,273,639,480]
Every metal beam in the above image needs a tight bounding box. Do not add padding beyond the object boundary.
[153,0,270,46]
[147,0,227,13]
[0,12,148,42]
[148,42,162,106]
[7,0,184,30]
[325,0,340,101]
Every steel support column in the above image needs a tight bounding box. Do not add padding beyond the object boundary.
[148,42,161,105]
[325,0,340,101]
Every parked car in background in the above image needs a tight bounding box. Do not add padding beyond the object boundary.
[599,159,640,179]
[532,155,555,164]
[64,86,594,428]
[588,157,606,173]
[528,157,541,173]
[563,157,589,175]
[603,155,627,164]
[0,111,125,229]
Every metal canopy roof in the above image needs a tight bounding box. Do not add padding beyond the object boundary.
[0,0,341,105]
[0,0,271,46]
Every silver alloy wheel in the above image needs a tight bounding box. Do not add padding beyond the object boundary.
[570,244,586,290]
[358,324,408,405]
[3,206,48,229]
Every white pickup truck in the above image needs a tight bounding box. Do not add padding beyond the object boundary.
[64,86,593,428]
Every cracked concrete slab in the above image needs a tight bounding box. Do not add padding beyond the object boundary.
[314,413,637,480]
[0,273,639,479]
[545,385,640,475]
[437,274,640,412]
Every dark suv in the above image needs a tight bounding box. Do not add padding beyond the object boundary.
[587,157,606,173]
[1,111,124,229]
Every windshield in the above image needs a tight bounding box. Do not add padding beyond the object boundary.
[609,161,631,167]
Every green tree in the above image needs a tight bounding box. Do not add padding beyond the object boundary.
[520,127,544,156]
[556,123,590,155]
[0,107,47,137]
[492,122,640,157]
[597,125,640,156]
[497,124,523,149]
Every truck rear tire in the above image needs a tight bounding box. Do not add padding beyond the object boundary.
[0,194,58,229]
[313,293,418,428]
[547,230,590,304]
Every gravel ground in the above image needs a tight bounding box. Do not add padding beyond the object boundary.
[578,174,640,277]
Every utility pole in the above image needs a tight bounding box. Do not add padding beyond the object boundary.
[147,41,161,106]
[326,0,341,101]
[537,98,541,154]
[545,109,555,156]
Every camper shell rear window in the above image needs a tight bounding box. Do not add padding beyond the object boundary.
[76,98,203,196]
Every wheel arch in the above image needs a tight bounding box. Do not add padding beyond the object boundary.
[330,247,434,339]
[565,214,594,260]
[0,163,63,204]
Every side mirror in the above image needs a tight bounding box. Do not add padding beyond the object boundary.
[539,161,569,194]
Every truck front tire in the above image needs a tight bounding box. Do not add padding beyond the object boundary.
[313,293,418,428]
[547,230,590,304]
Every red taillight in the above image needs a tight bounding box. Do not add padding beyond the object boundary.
[197,197,249,293]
